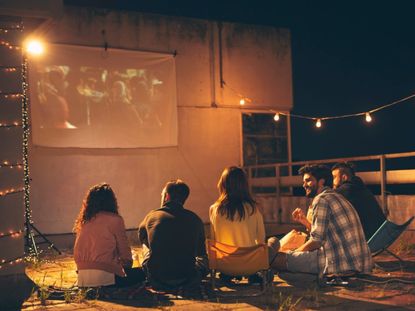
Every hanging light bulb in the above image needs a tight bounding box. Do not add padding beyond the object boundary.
[315,119,322,128]
[365,112,372,123]
[273,113,280,121]
[239,98,246,106]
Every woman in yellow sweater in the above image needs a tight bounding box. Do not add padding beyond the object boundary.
[209,166,279,283]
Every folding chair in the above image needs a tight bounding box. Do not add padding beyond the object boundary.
[368,216,414,263]
[206,239,272,297]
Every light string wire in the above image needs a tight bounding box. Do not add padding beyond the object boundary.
[0,188,24,197]
[22,54,35,257]
[0,66,20,72]
[223,80,415,121]
[0,122,22,128]
[0,230,23,239]
[0,255,24,268]
[0,162,23,168]
[0,25,23,33]
[0,22,27,268]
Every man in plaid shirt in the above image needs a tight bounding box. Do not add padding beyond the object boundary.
[272,164,373,277]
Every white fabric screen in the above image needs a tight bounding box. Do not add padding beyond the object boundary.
[28,44,177,148]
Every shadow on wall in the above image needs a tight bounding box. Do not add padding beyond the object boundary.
[0,273,36,311]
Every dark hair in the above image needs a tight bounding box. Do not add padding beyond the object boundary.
[73,183,119,233]
[332,162,356,178]
[164,179,190,204]
[298,164,333,187]
[215,166,256,221]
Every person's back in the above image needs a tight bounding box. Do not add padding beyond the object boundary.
[210,202,265,247]
[332,163,386,241]
[142,201,206,283]
[335,175,386,240]
[138,179,207,288]
[73,183,143,288]
[74,211,131,277]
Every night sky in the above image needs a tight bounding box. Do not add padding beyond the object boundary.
[66,1,415,161]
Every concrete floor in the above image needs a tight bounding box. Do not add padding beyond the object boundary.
[15,249,415,310]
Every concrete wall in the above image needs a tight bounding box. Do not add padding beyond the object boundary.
[26,7,293,234]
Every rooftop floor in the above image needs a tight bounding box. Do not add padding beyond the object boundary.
[19,248,415,310]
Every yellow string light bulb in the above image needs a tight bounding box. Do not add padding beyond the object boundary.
[273,113,280,121]
[365,112,372,123]
[239,98,246,106]
[315,119,322,128]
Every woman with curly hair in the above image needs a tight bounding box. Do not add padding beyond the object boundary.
[74,183,144,287]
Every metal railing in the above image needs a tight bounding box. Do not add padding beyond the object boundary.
[244,151,415,216]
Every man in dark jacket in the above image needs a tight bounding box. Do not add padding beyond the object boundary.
[332,162,387,241]
[138,179,208,289]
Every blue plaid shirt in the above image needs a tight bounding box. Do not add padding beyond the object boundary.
[309,187,373,275]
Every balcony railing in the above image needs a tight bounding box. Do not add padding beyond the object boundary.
[244,151,415,216]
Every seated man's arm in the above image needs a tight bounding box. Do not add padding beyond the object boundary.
[292,208,312,231]
[138,217,149,247]
[295,239,321,252]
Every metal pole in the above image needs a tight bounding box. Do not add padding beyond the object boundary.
[380,155,389,217]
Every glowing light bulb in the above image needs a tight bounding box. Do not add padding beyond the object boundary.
[273,113,280,121]
[315,119,322,128]
[239,98,245,106]
[365,112,372,123]
[26,39,44,55]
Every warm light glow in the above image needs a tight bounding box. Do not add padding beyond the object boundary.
[25,39,44,56]
[273,113,280,121]
[239,98,246,106]
[315,119,322,128]
[365,112,372,123]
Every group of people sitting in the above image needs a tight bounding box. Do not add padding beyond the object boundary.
[73,162,386,290]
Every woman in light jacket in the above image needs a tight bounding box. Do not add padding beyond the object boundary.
[74,183,144,287]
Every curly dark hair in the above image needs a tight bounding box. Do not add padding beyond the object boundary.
[298,164,333,187]
[73,183,119,233]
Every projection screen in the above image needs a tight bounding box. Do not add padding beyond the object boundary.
[28,44,177,148]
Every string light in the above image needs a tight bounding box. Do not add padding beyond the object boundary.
[0,92,23,98]
[273,113,280,121]
[0,66,20,72]
[239,98,246,106]
[0,161,23,169]
[22,53,37,257]
[0,25,23,33]
[0,256,24,269]
[0,40,21,50]
[0,121,22,128]
[0,187,24,197]
[0,230,23,239]
[315,119,322,128]
[222,81,415,128]
[0,21,28,269]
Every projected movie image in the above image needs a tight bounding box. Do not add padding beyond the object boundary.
[29,45,177,148]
